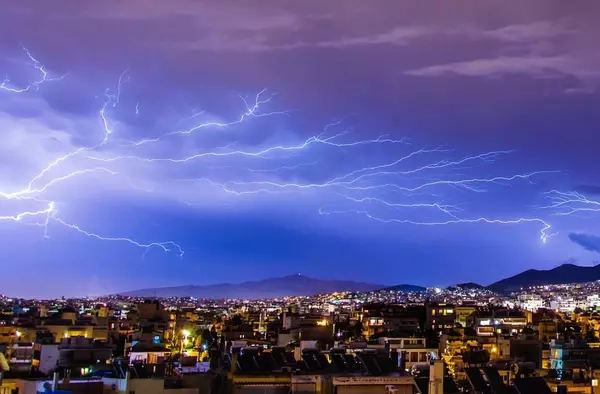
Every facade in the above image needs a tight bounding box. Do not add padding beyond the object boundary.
[56,337,113,375]
[361,306,420,339]
[31,343,60,375]
[378,338,438,370]
[426,304,455,331]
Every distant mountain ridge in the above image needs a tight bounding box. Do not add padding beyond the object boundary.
[487,263,600,293]
[454,282,485,289]
[119,274,384,299]
[119,263,600,299]
[379,284,427,292]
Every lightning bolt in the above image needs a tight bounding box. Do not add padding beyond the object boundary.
[1,48,561,261]
[541,190,600,216]
[318,208,554,244]
[131,88,291,146]
[0,46,64,93]
[86,131,410,163]
[0,50,182,256]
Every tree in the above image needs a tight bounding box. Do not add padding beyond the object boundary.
[586,327,598,343]
[348,321,363,340]
[201,329,213,349]
[230,314,243,326]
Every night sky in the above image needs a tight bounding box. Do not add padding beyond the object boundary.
[1,1,600,298]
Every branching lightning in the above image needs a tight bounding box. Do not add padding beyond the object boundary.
[542,190,600,216]
[1,48,561,260]
[318,208,554,243]
[0,50,182,256]
[131,88,291,146]
[1,46,64,93]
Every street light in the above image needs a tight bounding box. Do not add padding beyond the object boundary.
[180,330,191,356]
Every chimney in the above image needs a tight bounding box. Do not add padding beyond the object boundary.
[125,369,131,394]
[52,372,59,390]
[398,351,407,371]
[428,360,443,394]
[231,352,238,374]
[390,350,399,369]
[294,346,302,361]
[229,348,240,379]
[557,384,568,394]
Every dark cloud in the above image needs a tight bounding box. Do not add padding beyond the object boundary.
[569,233,600,253]
[574,185,600,195]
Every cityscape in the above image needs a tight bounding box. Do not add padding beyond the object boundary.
[1,1,600,394]
[4,271,600,393]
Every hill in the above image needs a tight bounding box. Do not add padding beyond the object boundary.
[119,274,383,299]
[379,284,427,293]
[454,282,485,289]
[488,263,600,293]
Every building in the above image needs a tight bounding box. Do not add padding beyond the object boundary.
[228,346,421,394]
[56,337,113,376]
[439,328,478,378]
[361,305,421,339]
[474,309,527,337]
[426,303,455,331]
[377,337,438,370]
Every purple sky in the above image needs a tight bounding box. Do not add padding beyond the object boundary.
[1,1,600,297]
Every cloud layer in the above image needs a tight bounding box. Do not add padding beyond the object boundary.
[569,233,600,253]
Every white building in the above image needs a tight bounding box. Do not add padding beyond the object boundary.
[518,294,544,312]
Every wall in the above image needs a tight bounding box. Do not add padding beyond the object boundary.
[42,325,94,342]
[7,379,50,394]
[102,377,128,394]
[39,344,60,374]
[232,387,289,394]
[164,389,199,394]
[58,381,104,394]
[128,378,164,394]
[336,385,415,394]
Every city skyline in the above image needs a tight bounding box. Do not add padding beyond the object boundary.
[1,1,600,298]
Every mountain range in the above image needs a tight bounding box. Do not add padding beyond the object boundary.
[379,284,427,292]
[487,263,600,293]
[120,274,383,299]
[119,263,600,299]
